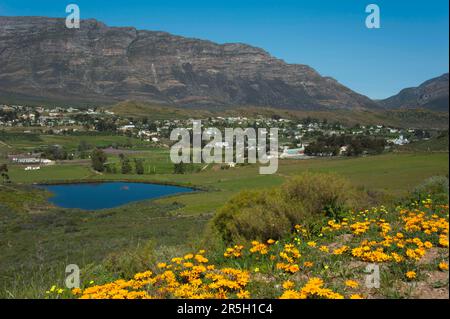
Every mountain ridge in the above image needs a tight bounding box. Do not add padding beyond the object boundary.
[0,16,448,113]
[0,16,378,110]
[380,73,449,111]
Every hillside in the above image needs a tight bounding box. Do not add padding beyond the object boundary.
[380,73,449,112]
[0,16,379,110]
[110,101,449,130]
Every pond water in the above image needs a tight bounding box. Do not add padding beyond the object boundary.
[38,182,193,210]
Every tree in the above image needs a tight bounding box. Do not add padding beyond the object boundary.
[91,149,107,172]
[120,156,132,174]
[78,140,91,152]
[0,164,10,184]
[134,159,145,175]
[42,145,68,160]
[173,162,185,174]
[95,119,116,132]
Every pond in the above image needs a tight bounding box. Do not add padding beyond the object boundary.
[38,182,194,210]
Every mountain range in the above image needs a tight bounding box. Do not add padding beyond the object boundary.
[0,16,448,112]
[380,73,449,112]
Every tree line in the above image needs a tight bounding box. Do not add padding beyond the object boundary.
[90,149,145,175]
[305,135,387,157]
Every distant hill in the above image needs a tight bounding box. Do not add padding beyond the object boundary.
[380,73,449,111]
[0,16,379,110]
[111,101,449,130]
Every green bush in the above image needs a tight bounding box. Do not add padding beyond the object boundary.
[281,172,355,220]
[211,172,356,244]
[413,176,449,203]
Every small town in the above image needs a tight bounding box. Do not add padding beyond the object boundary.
[1,103,435,172]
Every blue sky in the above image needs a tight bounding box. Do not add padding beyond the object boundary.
[0,0,448,99]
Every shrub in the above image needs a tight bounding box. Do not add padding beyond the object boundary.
[413,176,449,203]
[211,172,356,244]
[281,172,355,219]
[212,190,293,243]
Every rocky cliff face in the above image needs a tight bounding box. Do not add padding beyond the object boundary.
[0,16,379,109]
[380,73,449,112]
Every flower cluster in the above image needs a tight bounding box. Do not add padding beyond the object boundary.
[350,221,371,235]
[224,245,244,258]
[249,241,269,255]
[276,244,301,274]
[77,251,249,299]
[332,245,349,255]
[280,277,344,299]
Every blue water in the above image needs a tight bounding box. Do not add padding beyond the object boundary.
[38,182,193,210]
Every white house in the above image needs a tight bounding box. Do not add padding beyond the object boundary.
[389,135,410,145]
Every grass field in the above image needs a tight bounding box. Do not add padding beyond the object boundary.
[7,152,448,214]
[0,133,153,153]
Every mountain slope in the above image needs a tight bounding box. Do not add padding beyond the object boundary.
[0,16,379,110]
[380,73,449,111]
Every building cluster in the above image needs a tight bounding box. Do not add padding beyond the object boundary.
[2,104,434,171]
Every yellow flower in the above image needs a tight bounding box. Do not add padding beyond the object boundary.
[237,290,250,299]
[279,277,344,299]
[282,280,295,290]
[72,288,82,295]
[350,294,363,299]
[424,241,433,249]
[332,245,349,255]
[438,262,448,271]
[194,254,209,263]
[267,239,276,245]
[250,241,269,255]
[439,235,449,248]
[406,271,416,280]
[319,246,329,253]
[307,241,317,248]
[157,262,167,269]
[345,280,359,288]
[350,221,370,235]
[288,264,300,273]
[303,261,314,268]
[391,252,404,263]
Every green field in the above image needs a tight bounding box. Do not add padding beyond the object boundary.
[0,133,152,153]
[6,152,448,214]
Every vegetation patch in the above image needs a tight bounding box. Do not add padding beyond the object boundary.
[46,178,448,299]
